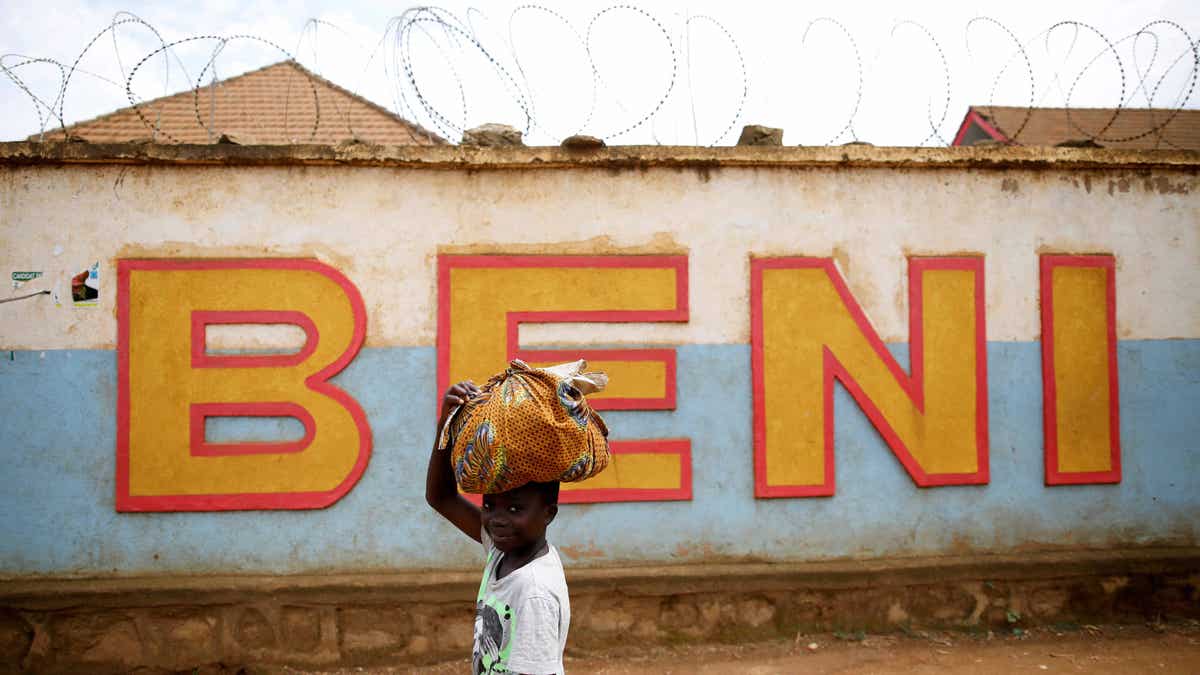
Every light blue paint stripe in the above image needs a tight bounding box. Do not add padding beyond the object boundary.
[205,416,307,443]
[0,341,1196,576]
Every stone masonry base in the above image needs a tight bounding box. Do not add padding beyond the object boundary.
[1,547,1197,673]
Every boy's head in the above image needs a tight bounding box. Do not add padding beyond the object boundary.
[481,481,559,554]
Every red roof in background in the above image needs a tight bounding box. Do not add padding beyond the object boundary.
[953,105,1200,150]
[29,60,444,145]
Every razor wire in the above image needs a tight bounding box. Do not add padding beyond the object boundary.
[1,8,1197,147]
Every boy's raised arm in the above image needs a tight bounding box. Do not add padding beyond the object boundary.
[425,381,483,543]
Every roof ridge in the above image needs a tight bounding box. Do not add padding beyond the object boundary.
[30,60,301,140]
[281,61,445,144]
[30,59,444,144]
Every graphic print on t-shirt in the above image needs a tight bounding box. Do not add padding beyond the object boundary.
[473,597,513,674]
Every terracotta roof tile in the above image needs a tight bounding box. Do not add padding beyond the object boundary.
[30,60,444,145]
[961,106,1200,150]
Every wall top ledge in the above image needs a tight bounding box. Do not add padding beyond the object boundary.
[2,141,1197,171]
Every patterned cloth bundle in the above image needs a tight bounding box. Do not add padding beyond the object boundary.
[439,359,611,494]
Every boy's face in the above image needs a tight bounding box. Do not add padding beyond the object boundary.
[481,483,557,554]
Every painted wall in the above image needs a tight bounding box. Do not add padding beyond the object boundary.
[1,148,1197,577]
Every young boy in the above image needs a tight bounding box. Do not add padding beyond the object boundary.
[426,380,570,675]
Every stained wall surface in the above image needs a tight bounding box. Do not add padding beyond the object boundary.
[0,145,1196,577]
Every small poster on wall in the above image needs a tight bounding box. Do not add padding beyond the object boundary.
[72,262,99,307]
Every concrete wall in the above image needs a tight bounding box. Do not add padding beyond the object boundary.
[1,143,1197,578]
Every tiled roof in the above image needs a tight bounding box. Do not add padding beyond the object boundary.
[30,60,444,145]
[955,106,1200,150]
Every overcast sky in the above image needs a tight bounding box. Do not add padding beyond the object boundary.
[2,0,1197,145]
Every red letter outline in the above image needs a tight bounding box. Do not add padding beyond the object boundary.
[751,256,989,497]
[437,255,692,503]
[191,310,318,368]
[117,258,372,511]
[189,402,316,457]
[1040,254,1121,485]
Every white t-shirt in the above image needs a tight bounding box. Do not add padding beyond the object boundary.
[472,529,570,675]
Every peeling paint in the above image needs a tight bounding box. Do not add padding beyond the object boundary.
[114,241,359,271]
[1146,176,1192,195]
[436,232,687,256]
[558,543,606,561]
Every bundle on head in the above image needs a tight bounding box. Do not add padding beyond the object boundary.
[439,359,611,494]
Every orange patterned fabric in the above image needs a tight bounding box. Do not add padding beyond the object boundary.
[441,360,611,494]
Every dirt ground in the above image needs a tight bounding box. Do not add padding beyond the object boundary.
[287,620,1200,674]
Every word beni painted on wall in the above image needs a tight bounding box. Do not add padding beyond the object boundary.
[117,253,1120,512]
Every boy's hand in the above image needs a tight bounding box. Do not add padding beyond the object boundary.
[440,380,480,421]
